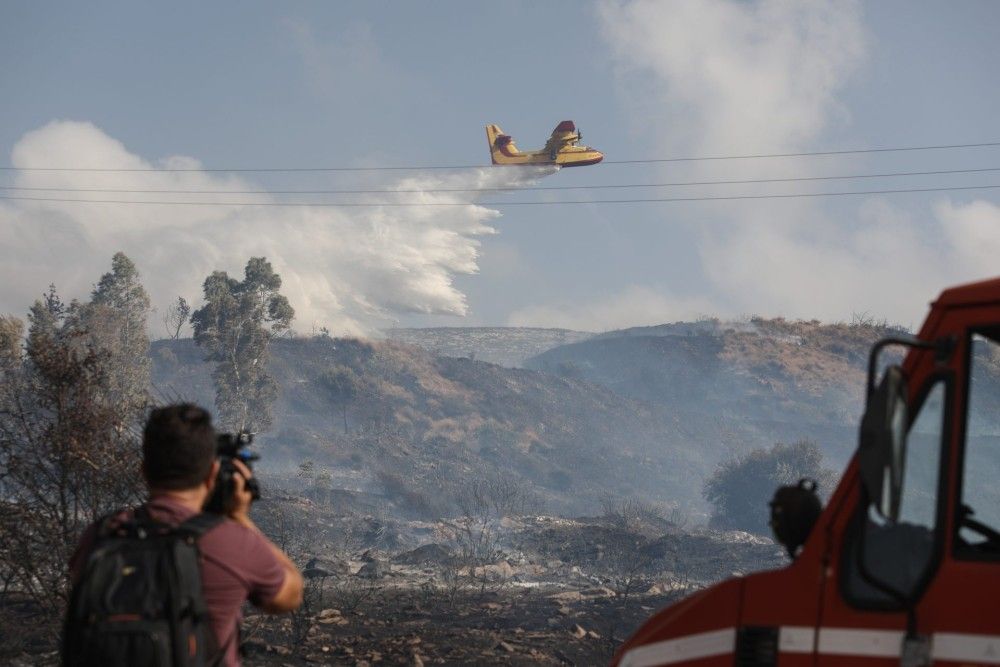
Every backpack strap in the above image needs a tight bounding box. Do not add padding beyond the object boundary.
[94,508,130,540]
[174,513,225,665]
[170,512,224,617]
[97,505,173,540]
[176,512,225,540]
[94,508,221,544]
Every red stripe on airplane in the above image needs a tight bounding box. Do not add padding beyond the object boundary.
[561,155,603,167]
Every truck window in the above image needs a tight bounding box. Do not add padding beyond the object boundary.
[899,381,946,526]
[843,379,947,607]
[958,333,1000,557]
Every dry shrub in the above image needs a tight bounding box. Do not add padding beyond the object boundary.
[440,473,541,596]
[600,494,664,532]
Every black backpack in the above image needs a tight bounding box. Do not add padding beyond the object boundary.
[62,507,224,667]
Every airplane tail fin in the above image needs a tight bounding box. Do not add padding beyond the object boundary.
[486,124,518,164]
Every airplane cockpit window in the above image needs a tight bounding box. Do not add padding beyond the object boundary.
[959,332,1000,558]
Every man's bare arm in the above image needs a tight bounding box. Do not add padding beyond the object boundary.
[229,461,304,613]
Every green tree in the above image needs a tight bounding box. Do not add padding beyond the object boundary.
[703,440,834,534]
[320,364,361,433]
[83,252,152,421]
[191,257,294,432]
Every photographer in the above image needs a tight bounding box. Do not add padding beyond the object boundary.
[66,404,303,667]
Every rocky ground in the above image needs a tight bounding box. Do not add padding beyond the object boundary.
[235,495,783,666]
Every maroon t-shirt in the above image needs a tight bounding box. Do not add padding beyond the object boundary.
[69,496,285,667]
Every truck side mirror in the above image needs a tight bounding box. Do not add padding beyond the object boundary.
[858,365,907,520]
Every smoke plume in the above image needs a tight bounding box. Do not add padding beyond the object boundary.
[0,121,552,335]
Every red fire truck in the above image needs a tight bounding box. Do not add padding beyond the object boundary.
[613,276,1000,666]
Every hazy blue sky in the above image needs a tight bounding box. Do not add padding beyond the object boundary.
[2,1,1000,334]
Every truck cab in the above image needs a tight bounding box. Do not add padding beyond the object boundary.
[613,276,1000,667]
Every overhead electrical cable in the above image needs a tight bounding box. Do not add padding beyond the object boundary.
[604,141,1000,164]
[2,183,1000,207]
[3,166,1000,195]
[2,141,999,173]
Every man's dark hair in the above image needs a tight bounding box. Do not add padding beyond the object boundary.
[143,403,216,490]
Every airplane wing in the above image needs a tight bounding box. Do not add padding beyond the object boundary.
[544,120,579,154]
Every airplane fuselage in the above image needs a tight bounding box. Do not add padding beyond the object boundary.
[494,145,604,167]
[486,123,603,167]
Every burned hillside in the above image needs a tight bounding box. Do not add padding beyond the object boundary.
[150,318,916,517]
[526,317,907,465]
[152,336,713,516]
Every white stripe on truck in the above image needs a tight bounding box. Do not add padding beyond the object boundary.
[618,627,1000,666]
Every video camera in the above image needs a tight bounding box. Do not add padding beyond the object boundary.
[204,432,261,514]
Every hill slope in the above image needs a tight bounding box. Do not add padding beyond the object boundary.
[526,317,905,465]
[151,318,923,520]
[152,337,717,516]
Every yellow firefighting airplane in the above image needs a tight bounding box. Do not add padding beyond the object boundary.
[486,121,603,167]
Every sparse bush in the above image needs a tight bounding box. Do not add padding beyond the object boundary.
[703,440,835,534]
[443,473,540,595]
[297,460,335,505]
[850,311,909,335]
[327,574,380,613]
[597,495,670,605]
[603,530,652,601]
[600,494,664,532]
[594,496,674,653]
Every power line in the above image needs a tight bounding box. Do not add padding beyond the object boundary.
[2,141,999,173]
[3,166,1000,196]
[606,141,1000,165]
[2,183,999,207]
